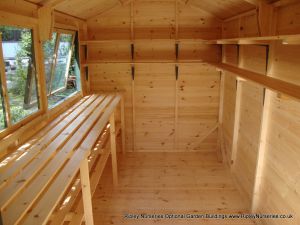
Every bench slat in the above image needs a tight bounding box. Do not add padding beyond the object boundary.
[0,95,105,210]
[0,96,89,173]
[0,95,97,188]
[22,95,121,225]
[2,95,114,225]
[2,95,114,224]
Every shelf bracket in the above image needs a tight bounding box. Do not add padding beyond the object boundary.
[131,65,135,80]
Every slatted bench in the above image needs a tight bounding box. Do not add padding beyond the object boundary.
[0,94,125,225]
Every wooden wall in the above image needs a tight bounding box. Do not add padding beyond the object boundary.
[87,1,222,152]
[90,62,221,152]
[232,45,265,204]
[89,64,134,151]
[255,41,300,225]
[221,45,238,163]
[221,1,300,223]
[0,1,300,222]
[134,64,175,151]
[177,64,220,152]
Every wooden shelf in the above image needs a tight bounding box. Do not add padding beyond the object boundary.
[206,34,300,45]
[210,62,300,100]
[80,40,133,45]
[81,59,208,66]
[80,39,209,45]
[80,35,300,46]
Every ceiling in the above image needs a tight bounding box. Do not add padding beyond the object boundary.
[188,0,255,19]
[25,0,279,20]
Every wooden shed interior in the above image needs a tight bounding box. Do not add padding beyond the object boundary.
[0,0,300,224]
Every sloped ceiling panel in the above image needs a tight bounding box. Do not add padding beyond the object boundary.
[188,0,255,19]
[26,0,257,20]
[55,0,119,19]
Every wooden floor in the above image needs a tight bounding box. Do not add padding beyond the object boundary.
[92,152,256,225]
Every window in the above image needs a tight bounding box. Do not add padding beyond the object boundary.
[0,25,40,127]
[43,30,81,108]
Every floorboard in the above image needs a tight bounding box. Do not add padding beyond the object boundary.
[92,152,256,225]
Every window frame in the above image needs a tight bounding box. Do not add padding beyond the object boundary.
[46,29,76,97]
[0,20,83,136]
[0,33,11,128]
[24,32,39,108]
[0,22,42,134]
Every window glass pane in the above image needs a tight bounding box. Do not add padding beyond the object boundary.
[43,32,57,94]
[44,32,81,109]
[0,26,39,124]
[51,33,72,92]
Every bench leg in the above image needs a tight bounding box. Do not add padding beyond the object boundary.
[121,95,126,154]
[80,158,94,225]
[110,113,118,186]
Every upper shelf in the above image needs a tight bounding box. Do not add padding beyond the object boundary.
[80,34,300,46]
[81,59,208,67]
[80,39,210,45]
[206,34,300,45]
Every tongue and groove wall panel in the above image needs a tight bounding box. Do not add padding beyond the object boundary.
[178,4,221,40]
[134,64,176,151]
[89,64,134,152]
[87,1,221,152]
[254,41,300,225]
[221,45,238,163]
[220,2,300,223]
[177,64,220,152]
[87,5,131,40]
[232,45,266,204]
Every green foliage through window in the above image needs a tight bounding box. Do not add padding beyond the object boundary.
[0,25,40,126]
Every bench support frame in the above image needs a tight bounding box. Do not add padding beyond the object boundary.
[110,112,119,186]
[80,158,94,225]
